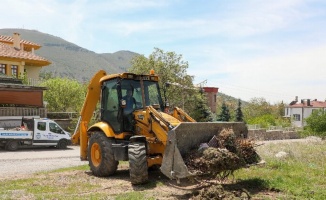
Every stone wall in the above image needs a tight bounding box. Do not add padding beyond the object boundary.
[248,129,300,141]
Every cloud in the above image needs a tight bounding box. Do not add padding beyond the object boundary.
[1,0,325,103]
[203,44,326,103]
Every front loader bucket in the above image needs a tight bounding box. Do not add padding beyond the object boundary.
[160,122,248,179]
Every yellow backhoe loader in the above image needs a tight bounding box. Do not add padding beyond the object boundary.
[72,70,247,184]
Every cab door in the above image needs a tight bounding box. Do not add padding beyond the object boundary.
[32,120,56,146]
[48,121,68,142]
[33,120,67,146]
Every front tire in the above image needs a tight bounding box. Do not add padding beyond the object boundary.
[5,140,19,151]
[56,139,68,149]
[88,131,118,176]
[128,142,148,184]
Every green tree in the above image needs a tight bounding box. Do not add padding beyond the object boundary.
[243,98,291,128]
[235,99,243,122]
[243,97,274,120]
[274,101,285,117]
[246,114,276,128]
[190,89,214,122]
[129,48,203,114]
[217,102,231,121]
[215,93,241,120]
[40,77,87,112]
[305,109,326,137]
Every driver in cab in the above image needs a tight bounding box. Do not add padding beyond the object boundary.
[122,88,136,131]
[122,88,136,114]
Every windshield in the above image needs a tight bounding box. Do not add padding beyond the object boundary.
[101,77,164,133]
[120,79,164,111]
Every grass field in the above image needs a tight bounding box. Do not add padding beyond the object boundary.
[235,138,326,199]
[0,138,325,199]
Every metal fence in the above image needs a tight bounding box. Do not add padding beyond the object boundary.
[47,112,79,119]
[0,107,46,117]
[26,78,43,86]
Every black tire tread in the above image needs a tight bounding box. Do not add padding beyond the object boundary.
[88,131,118,177]
[5,140,19,151]
[56,139,68,149]
[128,142,148,184]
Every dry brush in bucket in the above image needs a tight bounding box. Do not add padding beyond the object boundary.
[184,128,261,180]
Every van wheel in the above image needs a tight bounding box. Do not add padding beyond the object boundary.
[5,140,19,151]
[128,142,148,185]
[57,140,68,149]
[88,132,118,176]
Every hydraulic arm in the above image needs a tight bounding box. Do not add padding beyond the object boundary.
[71,70,106,160]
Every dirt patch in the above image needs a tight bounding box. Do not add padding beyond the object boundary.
[2,162,280,200]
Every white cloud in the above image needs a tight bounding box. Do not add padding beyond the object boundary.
[1,0,325,103]
[204,44,326,103]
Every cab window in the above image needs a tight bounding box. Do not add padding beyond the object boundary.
[37,122,46,131]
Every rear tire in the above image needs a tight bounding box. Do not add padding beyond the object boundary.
[128,142,148,185]
[5,140,19,151]
[88,131,118,176]
[56,139,68,149]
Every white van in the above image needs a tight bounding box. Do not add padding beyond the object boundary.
[0,118,71,151]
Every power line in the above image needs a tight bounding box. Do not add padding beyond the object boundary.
[216,82,296,102]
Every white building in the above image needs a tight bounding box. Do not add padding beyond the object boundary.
[284,98,326,127]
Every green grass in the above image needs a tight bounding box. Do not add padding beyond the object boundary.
[234,140,326,199]
[1,140,325,199]
[0,165,102,200]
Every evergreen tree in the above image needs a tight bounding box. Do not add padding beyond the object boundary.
[217,102,230,121]
[190,89,214,122]
[235,99,243,122]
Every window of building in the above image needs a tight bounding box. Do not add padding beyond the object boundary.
[11,65,18,78]
[0,64,6,74]
[293,114,300,121]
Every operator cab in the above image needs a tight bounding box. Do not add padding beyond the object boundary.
[100,73,164,133]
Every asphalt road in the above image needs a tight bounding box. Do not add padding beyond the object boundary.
[0,145,87,179]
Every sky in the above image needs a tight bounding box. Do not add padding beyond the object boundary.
[1,0,326,104]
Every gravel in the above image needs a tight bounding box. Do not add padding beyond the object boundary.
[0,145,87,179]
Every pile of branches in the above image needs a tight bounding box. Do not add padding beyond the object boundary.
[184,128,261,180]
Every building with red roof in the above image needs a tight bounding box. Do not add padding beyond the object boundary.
[284,97,326,127]
[0,33,51,80]
[0,33,50,119]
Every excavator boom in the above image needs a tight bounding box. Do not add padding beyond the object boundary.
[71,70,107,160]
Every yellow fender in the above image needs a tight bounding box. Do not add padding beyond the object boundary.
[88,121,126,140]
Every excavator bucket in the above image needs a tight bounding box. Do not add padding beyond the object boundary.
[160,122,248,179]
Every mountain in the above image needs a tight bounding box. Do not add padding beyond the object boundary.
[0,28,139,82]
